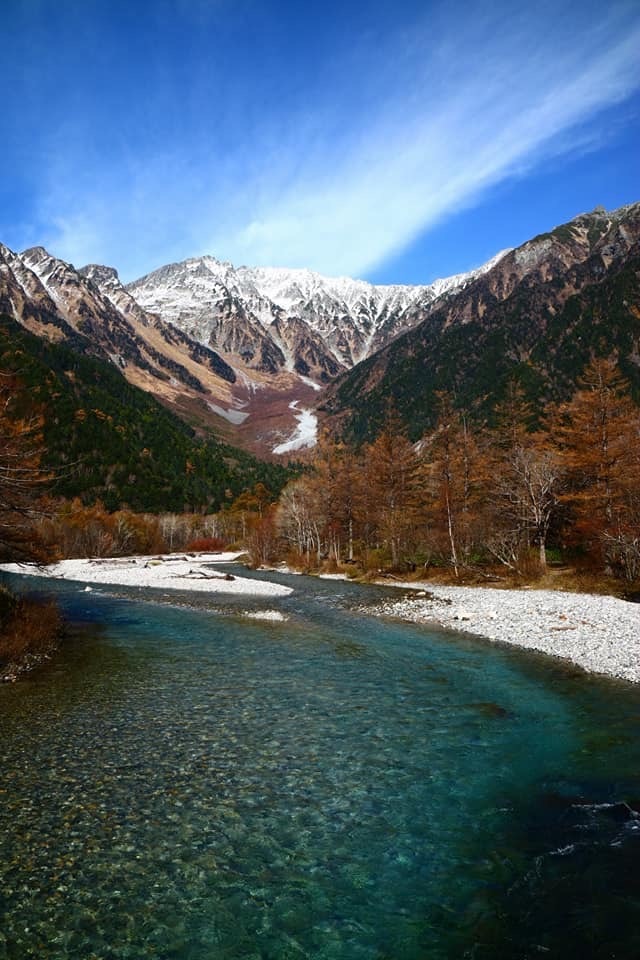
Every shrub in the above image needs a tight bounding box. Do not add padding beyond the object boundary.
[184,536,227,552]
[0,590,62,678]
[284,549,312,572]
[360,547,391,574]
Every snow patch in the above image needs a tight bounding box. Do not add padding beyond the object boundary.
[273,402,318,455]
[299,375,323,392]
[207,402,249,424]
[236,371,264,393]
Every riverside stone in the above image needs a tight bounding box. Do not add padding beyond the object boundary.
[371,584,640,684]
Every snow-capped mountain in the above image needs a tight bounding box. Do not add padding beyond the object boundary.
[0,243,332,456]
[125,253,510,378]
[9,201,631,462]
[0,243,241,422]
[0,240,516,456]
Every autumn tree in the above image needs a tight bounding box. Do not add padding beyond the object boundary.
[222,483,275,542]
[311,433,364,563]
[245,505,279,567]
[550,357,640,579]
[363,409,421,566]
[224,478,279,566]
[0,376,51,563]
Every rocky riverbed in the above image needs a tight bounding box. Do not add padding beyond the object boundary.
[370,584,640,683]
[0,553,293,598]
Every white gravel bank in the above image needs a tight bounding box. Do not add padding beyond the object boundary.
[373,584,640,683]
[0,553,293,598]
[4,554,639,682]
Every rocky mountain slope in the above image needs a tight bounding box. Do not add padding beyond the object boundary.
[2,201,638,458]
[322,203,640,441]
[0,243,301,455]
[0,243,239,405]
[0,239,506,456]
[125,254,506,379]
[0,314,291,511]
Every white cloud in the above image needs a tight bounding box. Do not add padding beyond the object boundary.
[35,2,640,280]
[205,13,640,277]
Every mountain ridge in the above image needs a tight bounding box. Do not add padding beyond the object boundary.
[322,201,640,440]
[0,313,292,512]
[1,200,638,459]
[124,248,510,377]
[0,231,516,455]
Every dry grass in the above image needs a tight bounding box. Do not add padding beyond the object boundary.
[0,588,62,679]
[301,549,637,599]
[360,556,634,598]
[411,563,632,598]
[532,567,629,597]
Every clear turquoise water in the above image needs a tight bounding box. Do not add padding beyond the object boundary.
[1,569,640,959]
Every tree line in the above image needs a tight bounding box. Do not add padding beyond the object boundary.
[271,358,640,584]
[1,356,639,588]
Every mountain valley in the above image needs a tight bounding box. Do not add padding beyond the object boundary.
[1,201,638,463]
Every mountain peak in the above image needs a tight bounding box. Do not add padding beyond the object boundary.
[80,263,120,283]
[124,247,506,377]
[1,200,638,459]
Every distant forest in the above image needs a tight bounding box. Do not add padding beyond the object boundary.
[1,318,639,591]
[0,314,294,514]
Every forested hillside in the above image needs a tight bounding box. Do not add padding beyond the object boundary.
[0,315,293,513]
[277,359,640,585]
[323,206,640,442]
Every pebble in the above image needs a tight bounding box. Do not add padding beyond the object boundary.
[372,584,640,683]
[0,554,292,598]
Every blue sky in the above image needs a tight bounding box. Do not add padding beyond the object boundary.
[2,0,639,284]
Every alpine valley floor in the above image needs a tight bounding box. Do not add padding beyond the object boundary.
[3,553,640,683]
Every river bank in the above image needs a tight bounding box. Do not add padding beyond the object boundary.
[2,553,639,683]
[0,586,62,682]
[369,582,640,683]
[0,552,292,598]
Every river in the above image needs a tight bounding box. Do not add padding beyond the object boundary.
[1,567,639,959]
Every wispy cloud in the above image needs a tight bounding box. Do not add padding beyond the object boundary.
[23,1,640,279]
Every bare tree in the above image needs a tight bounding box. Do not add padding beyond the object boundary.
[490,439,563,571]
[276,478,323,563]
[420,394,489,576]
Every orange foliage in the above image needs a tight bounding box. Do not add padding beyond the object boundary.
[0,591,62,674]
[185,536,227,552]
